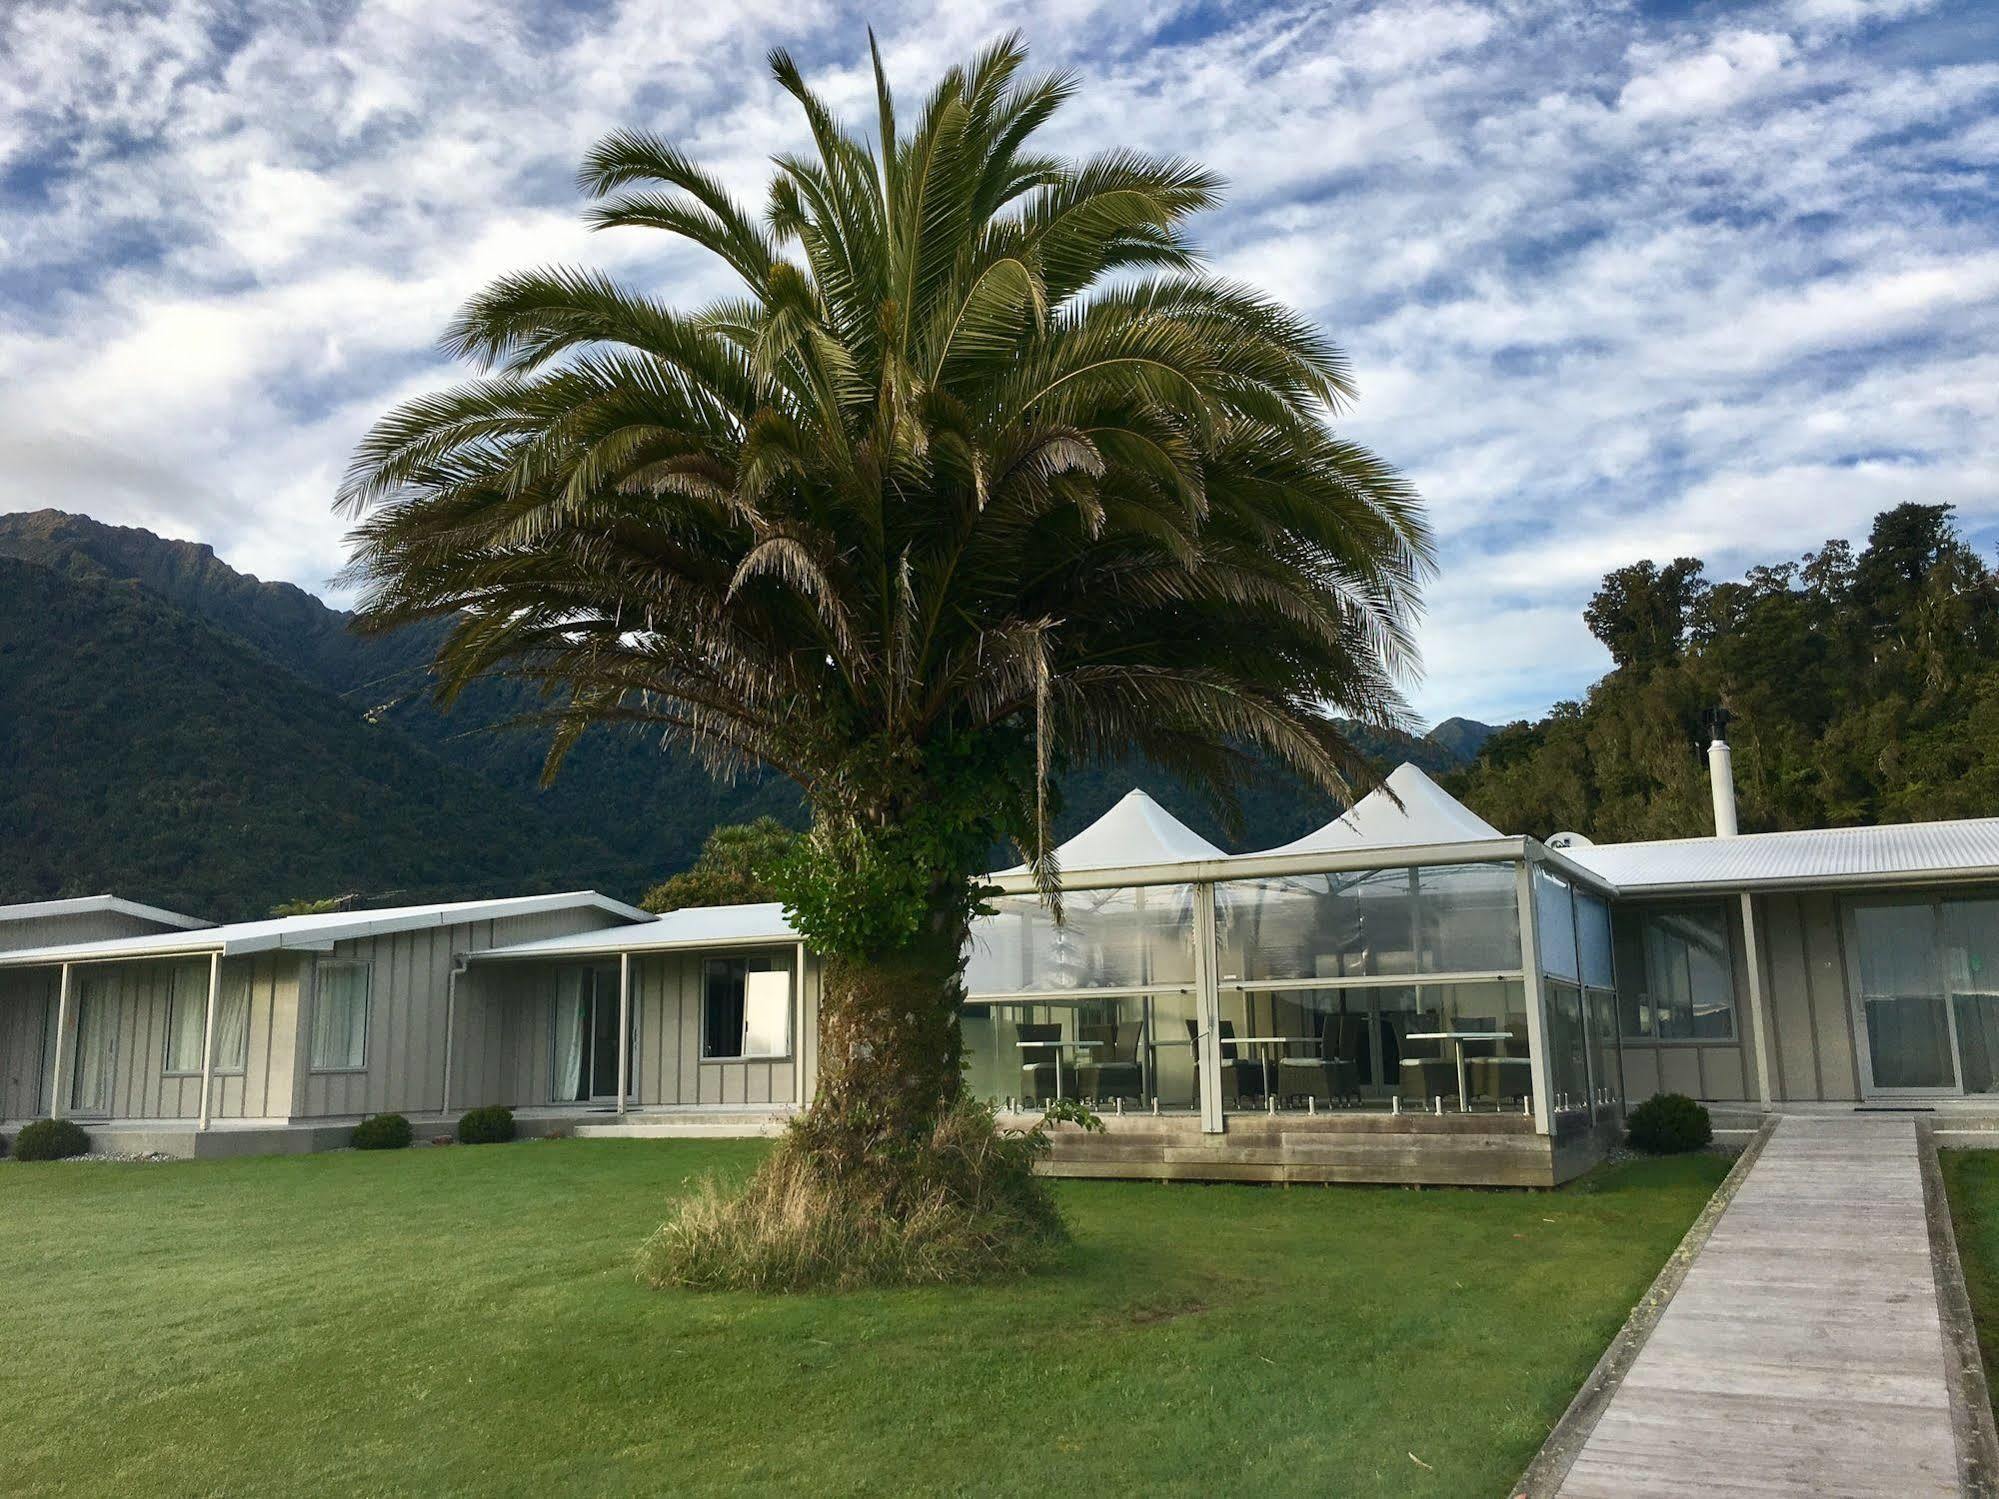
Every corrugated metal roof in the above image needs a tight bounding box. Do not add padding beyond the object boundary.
[472,902,798,960]
[1565,819,1999,894]
[0,895,213,930]
[0,891,654,968]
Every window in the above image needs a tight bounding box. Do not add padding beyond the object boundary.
[702,955,791,1060]
[1616,904,1734,1040]
[162,963,249,1076]
[310,961,371,1071]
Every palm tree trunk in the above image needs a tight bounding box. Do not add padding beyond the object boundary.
[804,914,968,1170]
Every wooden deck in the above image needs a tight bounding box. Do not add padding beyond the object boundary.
[1553,1116,1960,1497]
[1032,1107,1617,1188]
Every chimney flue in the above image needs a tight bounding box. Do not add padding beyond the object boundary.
[1704,706,1738,838]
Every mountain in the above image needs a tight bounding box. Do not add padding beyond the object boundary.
[0,556,634,916]
[0,510,803,874]
[0,510,1495,909]
[1426,716,1498,763]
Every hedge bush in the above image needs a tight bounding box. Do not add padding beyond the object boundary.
[13,1118,91,1162]
[352,1113,413,1151]
[456,1105,516,1145]
[1626,1092,1713,1154]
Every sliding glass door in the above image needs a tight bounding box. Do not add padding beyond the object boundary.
[552,965,633,1104]
[1847,896,1999,1097]
[70,975,117,1116]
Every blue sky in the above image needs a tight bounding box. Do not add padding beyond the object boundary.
[1,0,1994,726]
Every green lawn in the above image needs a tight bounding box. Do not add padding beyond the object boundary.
[1941,1150,1999,1404]
[0,1141,1725,1498]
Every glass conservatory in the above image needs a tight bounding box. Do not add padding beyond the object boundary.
[959,772,1626,1139]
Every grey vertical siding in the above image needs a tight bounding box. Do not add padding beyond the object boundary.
[0,968,58,1119]
[293,905,636,1119]
[1756,891,1862,1103]
[1614,900,1757,1104]
[450,943,817,1111]
[1618,891,1865,1106]
[633,951,804,1107]
[0,955,301,1122]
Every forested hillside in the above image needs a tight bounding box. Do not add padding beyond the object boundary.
[1450,503,1999,841]
[0,557,634,914]
[0,511,1492,913]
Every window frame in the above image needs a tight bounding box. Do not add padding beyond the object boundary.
[161,963,249,1078]
[1617,900,1737,1044]
[309,959,373,1074]
[700,951,794,1063]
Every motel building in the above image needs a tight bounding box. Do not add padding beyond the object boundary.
[6,732,1999,1187]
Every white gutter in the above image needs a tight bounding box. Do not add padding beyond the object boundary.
[468,932,799,962]
[1591,866,1999,898]
[0,893,655,970]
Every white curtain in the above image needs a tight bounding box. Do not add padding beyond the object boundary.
[71,979,114,1114]
[165,962,207,1073]
[310,963,370,1070]
[553,970,587,1101]
[216,976,251,1072]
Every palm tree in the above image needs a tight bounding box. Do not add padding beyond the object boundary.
[340,35,1429,1198]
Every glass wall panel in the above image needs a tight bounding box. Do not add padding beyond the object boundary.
[1945,900,1999,1096]
[965,886,1198,996]
[960,992,1201,1112]
[1577,892,1615,990]
[1217,980,1531,1112]
[1214,862,1521,985]
[1587,985,1622,1113]
[1535,869,1579,982]
[1544,979,1590,1111]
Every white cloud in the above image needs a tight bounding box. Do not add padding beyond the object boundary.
[0,0,1995,728]
[1617,30,1799,121]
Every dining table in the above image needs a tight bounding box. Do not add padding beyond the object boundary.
[1015,1038,1100,1100]
[1403,1030,1513,1112]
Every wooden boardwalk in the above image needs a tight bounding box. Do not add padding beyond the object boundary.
[1555,1116,1960,1497]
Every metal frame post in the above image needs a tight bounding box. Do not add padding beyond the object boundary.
[1194,882,1224,1134]
[49,962,73,1120]
[1515,861,1554,1135]
[1739,892,1775,1110]
[616,951,632,1116]
[197,951,220,1131]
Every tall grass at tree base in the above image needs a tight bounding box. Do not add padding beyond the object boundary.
[636,1100,1069,1292]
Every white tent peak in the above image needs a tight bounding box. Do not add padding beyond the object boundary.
[1247,763,1505,857]
[993,787,1226,875]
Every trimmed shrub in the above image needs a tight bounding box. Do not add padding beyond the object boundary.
[1626,1092,1713,1154]
[13,1118,91,1162]
[456,1105,516,1145]
[636,1099,1068,1293]
[352,1113,413,1151]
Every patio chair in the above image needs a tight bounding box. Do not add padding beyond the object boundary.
[1185,1018,1262,1106]
[1018,1022,1076,1104]
[1079,1021,1144,1103]
[1276,1015,1361,1107]
[1398,1009,1457,1106]
[1471,1021,1535,1106]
